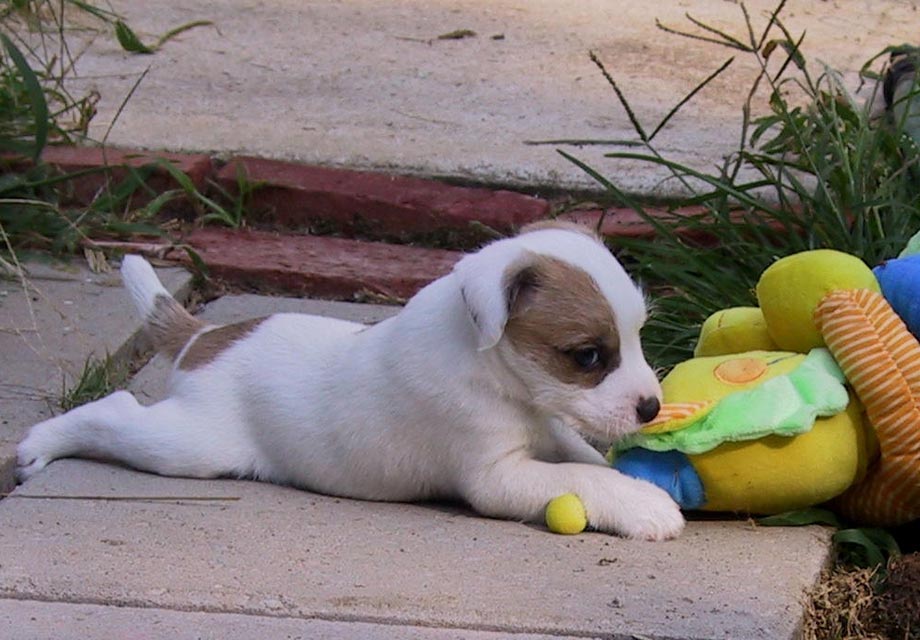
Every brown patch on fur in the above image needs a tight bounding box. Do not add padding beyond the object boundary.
[177,317,266,371]
[518,219,601,241]
[148,295,206,361]
[504,256,620,387]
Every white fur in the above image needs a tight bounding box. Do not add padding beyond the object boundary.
[18,229,684,540]
[121,254,171,320]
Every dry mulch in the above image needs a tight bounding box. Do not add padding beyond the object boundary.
[804,552,920,640]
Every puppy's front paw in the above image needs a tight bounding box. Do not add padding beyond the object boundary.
[611,480,685,541]
[17,437,52,482]
[16,419,66,482]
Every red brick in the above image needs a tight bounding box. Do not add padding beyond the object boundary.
[559,206,710,239]
[39,146,213,212]
[215,156,550,240]
[174,227,463,300]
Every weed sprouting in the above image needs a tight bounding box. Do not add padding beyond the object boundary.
[59,353,125,411]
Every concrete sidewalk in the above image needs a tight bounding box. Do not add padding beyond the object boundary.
[0,261,833,639]
[66,0,917,195]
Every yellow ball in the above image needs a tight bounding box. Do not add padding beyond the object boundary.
[756,250,880,352]
[545,493,587,535]
[695,307,778,357]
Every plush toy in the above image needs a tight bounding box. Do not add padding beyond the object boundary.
[753,249,881,352]
[874,254,920,338]
[814,288,920,525]
[544,249,920,533]
[612,348,871,515]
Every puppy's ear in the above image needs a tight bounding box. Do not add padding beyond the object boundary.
[454,247,538,351]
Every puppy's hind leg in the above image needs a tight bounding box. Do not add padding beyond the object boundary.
[17,391,247,482]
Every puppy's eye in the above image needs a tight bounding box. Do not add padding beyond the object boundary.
[571,346,602,370]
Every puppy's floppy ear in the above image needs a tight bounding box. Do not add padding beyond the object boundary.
[454,246,538,351]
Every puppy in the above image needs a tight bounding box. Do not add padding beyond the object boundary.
[17,223,684,540]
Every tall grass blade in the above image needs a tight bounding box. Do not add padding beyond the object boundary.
[649,57,734,141]
[1,33,49,160]
[684,13,751,52]
[154,20,213,49]
[655,18,748,51]
[589,51,648,142]
[602,151,785,216]
[114,20,154,54]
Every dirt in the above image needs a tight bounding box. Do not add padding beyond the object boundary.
[804,552,920,640]
[871,554,920,639]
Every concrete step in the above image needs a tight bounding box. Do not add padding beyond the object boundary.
[60,1,918,194]
[0,291,833,639]
[2,459,830,640]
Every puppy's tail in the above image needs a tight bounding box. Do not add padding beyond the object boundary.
[121,255,205,360]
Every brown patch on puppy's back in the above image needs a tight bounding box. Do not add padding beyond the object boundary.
[505,256,620,387]
[178,317,266,371]
[148,295,206,361]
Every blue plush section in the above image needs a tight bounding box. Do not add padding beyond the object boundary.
[613,449,706,510]
[874,254,920,338]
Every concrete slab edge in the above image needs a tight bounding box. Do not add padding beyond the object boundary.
[0,597,596,640]
[0,593,623,639]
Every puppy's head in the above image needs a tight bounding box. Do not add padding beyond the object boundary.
[453,222,661,443]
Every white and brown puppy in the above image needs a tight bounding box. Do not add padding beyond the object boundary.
[17,223,684,540]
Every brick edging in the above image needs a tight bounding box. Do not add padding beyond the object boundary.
[35,144,684,241]
[32,144,690,299]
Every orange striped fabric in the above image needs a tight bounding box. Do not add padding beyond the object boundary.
[814,289,920,526]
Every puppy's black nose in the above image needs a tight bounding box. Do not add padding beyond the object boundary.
[636,396,660,423]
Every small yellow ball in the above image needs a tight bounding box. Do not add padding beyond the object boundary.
[545,493,587,535]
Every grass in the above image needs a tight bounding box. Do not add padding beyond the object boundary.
[59,353,124,411]
[561,0,920,370]
[0,1,218,257]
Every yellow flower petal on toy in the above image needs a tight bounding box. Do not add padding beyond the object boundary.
[662,351,803,403]
[641,401,715,434]
[624,349,849,455]
[713,357,769,384]
[694,397,868,513]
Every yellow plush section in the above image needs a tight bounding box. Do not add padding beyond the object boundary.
[815,289,920,526]
[695,307,778,357]
[757,250,880,353]
[692,399,868,513]
[661,351,803,402]
[659,350,867,514]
